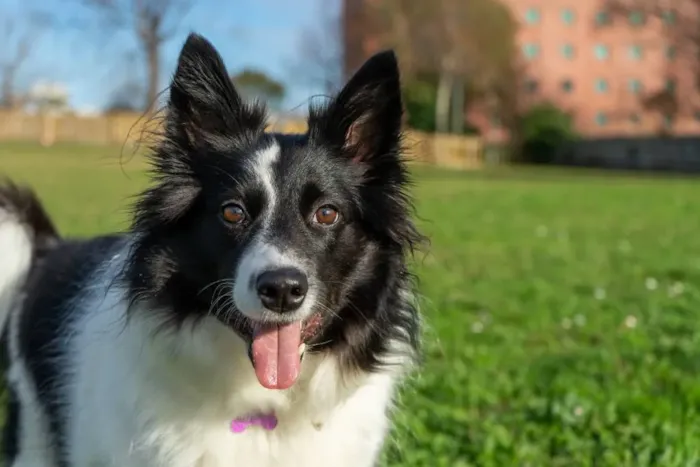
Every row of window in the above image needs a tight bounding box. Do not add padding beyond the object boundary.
[492,111,695,128]
[591,112,694,128]
[522,43,676,61]
[524,78,676,95]
[524,8,676,27]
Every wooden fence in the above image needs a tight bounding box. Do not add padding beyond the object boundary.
[0,110,483,169]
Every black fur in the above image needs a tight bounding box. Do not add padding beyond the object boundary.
[18,237,124,465]
[0,181,60,262]
[0,32,424,462]
[0,182,124,465]
[0,183,61,464]
[125,33,424,374]
[2,385,19,462]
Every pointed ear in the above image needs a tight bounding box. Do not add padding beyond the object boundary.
[310,50,403,163]
[167,33,266,144]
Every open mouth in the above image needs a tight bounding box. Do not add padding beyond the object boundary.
[246,312,323,390]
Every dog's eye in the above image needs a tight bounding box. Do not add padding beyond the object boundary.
[221,203,246,224]
[314,205,339,226]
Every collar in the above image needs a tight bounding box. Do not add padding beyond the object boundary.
[230,414,278,433]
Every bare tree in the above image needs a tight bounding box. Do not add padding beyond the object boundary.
[0,11,47,109]
[81,0,193,113]
[371,0,517,134]
[289,4,344,97]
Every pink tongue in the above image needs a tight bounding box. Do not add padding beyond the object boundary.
[251,322,302,390]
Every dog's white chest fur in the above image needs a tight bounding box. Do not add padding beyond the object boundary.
[64,285,398,467]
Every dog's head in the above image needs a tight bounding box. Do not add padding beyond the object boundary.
[127,33,421,389]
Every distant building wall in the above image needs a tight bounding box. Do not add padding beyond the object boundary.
[503,0,700,138]
[342,0,700,140]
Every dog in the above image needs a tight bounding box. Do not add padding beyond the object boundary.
[0,33,423,467]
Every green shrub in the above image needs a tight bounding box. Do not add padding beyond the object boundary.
[519,103,578,164]
[404,78,438,133]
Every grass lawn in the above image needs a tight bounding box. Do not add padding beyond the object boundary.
[3,142,700,466]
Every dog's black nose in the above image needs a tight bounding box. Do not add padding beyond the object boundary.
[256,268,308,313]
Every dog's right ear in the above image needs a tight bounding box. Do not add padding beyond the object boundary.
[167,33,265,145]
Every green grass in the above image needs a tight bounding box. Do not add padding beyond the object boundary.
[3,143,700,466]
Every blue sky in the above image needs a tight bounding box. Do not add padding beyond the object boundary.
[6,0,338,112]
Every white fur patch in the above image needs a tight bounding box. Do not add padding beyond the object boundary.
[58,243,402,466]
[232,241,317,322]
[234,141,319,322]
[0,213,32,334]
[249,142,280,224]
[0,212,56,466]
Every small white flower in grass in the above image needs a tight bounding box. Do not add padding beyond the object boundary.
[574,314,586,327]
[618,240,631,253]
[561,318,572,330]
[479,311,492,324]
[624,315,638,329]
[594,287,606,300]
[645,277,658,291]
[535,225,548,237]
[668,282,684,297]
[471,321,484,334]
[573,406,584,417]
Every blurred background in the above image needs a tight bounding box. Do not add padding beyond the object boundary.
[2,0,700,466]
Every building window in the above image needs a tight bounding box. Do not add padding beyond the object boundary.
[561,44,575,59]
[628,45,643,60]
[629,113,641,125]
[595,78,609,93]
[561,79,574,93]
[662,10,676,25]
[666,46,676,60]
[561,8,576,25]
[596,112,608,126]
[663,114,674,129]
[628,79,643,94]
[595,11,610,26]
[594,44,609,60]
[694,110,700,122]
[525,8,540,24]
[666,78,677,93]
[524,79,539,94]
[522,43,540,59]
[629,10,645,26]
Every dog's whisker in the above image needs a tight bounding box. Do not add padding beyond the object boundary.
[0,38,422,466]
[198,278,234,296]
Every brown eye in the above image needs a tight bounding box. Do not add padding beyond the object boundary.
[314,205,339,226]
[221,203,245,224]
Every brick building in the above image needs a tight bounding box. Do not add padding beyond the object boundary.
[342,0,700,138]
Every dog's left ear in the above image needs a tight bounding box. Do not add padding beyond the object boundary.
[310,50,403,163]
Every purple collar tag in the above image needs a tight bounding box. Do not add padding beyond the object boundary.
[230,414,278,433]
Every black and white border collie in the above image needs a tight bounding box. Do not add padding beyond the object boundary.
[0,33,423,467]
